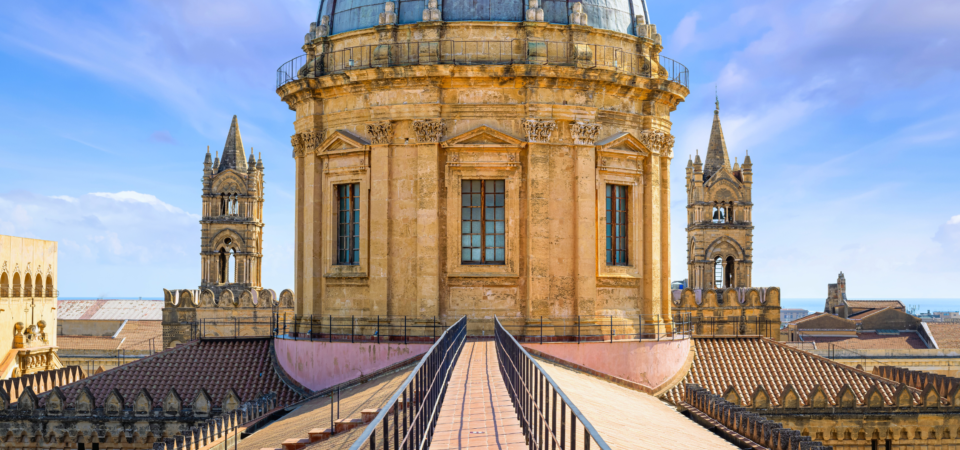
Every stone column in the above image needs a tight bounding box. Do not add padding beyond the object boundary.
[660,158,672,323]
[416,143,440,318]
[642,155,661,320]
[369,142,390,315]
[303,150,323,317]
[526,143,550,318]
[294,151,305,315]
[575,145,597,315]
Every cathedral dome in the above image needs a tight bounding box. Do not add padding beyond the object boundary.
[317,0,650,36]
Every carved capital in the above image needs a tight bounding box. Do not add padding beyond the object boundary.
[570,121,601,145]
[413,119,446,143]
[522,119,557,143]
[638,129,675,157]
[291,130,325,157]
[366,121,394,145]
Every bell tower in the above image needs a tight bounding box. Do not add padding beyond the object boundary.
[200,116,265,295]
[685,100,754,289]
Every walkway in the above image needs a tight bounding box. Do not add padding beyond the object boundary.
[537,358,739,450]
[430,341,526,450]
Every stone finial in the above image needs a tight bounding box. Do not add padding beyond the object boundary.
[636,13,646,25]
[317,15,331,37]
[379,2,398,25]
[304,22,317,44]
[569,2,588,26]
[423,0,441,22]
[525,0,544,22]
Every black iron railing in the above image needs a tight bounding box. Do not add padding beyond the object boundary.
[498,313,692,344]
[494,316,612,450]
[190,314,450,343]
[349,315,467,450]
[691,316,777,337]
[277,40,688,89]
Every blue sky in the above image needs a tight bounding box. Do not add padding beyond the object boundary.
[0,0,958,301]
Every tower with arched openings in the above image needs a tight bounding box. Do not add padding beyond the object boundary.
[199,116,265,296]
[685,100,753,290]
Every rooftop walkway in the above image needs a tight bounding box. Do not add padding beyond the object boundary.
[536,358,738,450]
[239,366,412,450]
[430,341,525,450]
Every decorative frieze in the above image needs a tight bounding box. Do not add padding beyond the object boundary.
[570,121,601,145]
[366,121,394,145]
[638,129,675,157]
[291,130,325,157]
[522,119,557,143]
[413,119,447,143]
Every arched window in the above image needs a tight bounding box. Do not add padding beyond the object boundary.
[35,275,42,297]
[45,275,53,297]
[229,249,237,283]
[712,206,726,224]
[725,256,735,288]
[219,249,228,284]
[0,273,7,297]
[12,273,20,297]
[24,275,31,298]
[714,258,723,288]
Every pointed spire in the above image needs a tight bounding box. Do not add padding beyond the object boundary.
[733,156,740,171]
[247,150,257,174]
[686,155,692,168]
[694,149,702,165]
[218,115,248,173]
[703,105,731,180]
[204,145,212,164]
[743,149,752,166]
[256,152,264,170]
[213,150,220,170]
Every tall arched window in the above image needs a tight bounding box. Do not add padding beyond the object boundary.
[12,273,20,297]
[35,275,42,298]
[714,258,723,288]
[0,273,8,297]
[24,275,31,298]
[219,249,228,284]
[725,256,735,288]
[229,249,237,283]
[45,275,53,297]
[712,206,726,224]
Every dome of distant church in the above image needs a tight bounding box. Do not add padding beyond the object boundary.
[317,0,650,36]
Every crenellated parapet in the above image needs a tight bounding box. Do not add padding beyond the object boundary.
[160,288,294,348]
[671,287,781,339]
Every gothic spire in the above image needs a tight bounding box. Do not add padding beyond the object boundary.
[218,115,248,173]
[703,103,730,181]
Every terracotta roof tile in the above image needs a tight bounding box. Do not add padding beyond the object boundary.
[801,332,928,350]
[57,299,163,320]
[665,337,920,407]
[41,338,302,408]
[58,321,163,352]
[846,300,904,310]
[926,323,960,348]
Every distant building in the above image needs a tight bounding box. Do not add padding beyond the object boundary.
[918,310,960,322]
[56,299,163,374]
[824,271,905,318]
[780,308,809,323]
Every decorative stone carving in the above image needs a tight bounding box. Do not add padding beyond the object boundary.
[366,121,394,145]
[304,22,317,44]
[379,2,398,25]
[522,119,557,143]
[570,121,601,145]
[423,0,441,22]
[638,129,675,157]
[413,119,447,143]
[448,152,459,163]
[569,2,588,26]
[291,130,325,157]
[525,0,544,22]
[317,15,331,38]
[636,13,646,26]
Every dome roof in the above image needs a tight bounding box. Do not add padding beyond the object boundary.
[317,0,650,36]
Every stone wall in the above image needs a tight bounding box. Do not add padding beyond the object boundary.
[672,287,781,339]
[0,235,59,357]
[161,289,294,348]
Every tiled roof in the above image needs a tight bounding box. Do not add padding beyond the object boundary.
[58,300,163,320]
[847,307,891,320]
[57,321,163,352]
[926,322,960,348]
[801,331,929,350]
[665,337,920,407]
[41,338,302,408]
[787,311,831,325]
[846,300,904,310]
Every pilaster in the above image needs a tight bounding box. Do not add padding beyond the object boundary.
[659,157,671,322]
[369,144,390,314]
[642,154,661,319]
[574,145,597,315]
[303,151,323,316]
[416,143,440,317]
[526,143,551,317]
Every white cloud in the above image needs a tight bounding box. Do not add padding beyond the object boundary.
[0,190,200,296]
[671,13,699,51]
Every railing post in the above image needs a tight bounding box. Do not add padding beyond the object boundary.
[540,316,543,345]
[330,315,333,343]
[610,315,613,343]
[577,316,580,344]
[377,315,380,344]
[352,315,355,343]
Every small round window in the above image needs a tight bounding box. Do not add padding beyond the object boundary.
[224,238,233,245]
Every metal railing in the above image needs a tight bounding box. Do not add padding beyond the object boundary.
[691,316,778,337]
[494,316,611,450]
[349,316,467,450]
[189,315,450,343]
[277,40,688,89]
[498,313,692,344]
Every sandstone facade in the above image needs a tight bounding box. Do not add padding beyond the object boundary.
[279,21,688,330]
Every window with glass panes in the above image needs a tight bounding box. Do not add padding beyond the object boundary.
[336,183,360,265]
[461,180,505,264]
[606,184,628,265]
